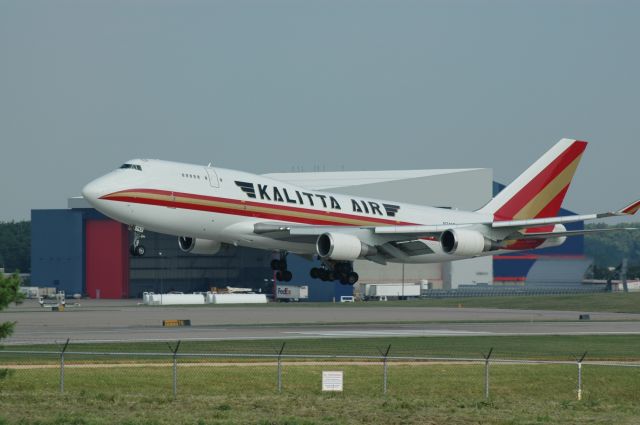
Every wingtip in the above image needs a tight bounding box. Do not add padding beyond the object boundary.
[619,200,640,215]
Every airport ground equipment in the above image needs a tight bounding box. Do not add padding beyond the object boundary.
[276,284,309,301]
[363,283,421,300]
[206,293,268,304]
[38,291,66,311]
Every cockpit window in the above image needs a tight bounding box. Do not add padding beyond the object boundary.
[120,164,142,171]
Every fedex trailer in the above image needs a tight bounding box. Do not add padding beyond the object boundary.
[276,285,309,302]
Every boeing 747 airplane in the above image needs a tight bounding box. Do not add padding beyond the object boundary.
[82,139,639,285]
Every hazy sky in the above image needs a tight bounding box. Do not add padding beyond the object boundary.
[1,0,638,222]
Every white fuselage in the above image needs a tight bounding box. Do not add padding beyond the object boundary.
[82,159,553,263]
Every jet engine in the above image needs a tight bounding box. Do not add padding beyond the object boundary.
[178,237,222,255]
[316,233,377,261]
[441,229,495,256]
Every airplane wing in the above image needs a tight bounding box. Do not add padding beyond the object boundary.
[252,199,640,262]
[253,221,474,240]
[253,221,476,263]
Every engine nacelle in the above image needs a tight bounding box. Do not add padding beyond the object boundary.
[178,237,222,255]
[441,229,494,256]
[316,233,377,261]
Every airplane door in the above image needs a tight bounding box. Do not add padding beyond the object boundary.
[205,166,220,188]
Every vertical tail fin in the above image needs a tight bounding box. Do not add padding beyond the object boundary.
[478,139,587,221]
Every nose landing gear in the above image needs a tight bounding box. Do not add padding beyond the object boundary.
[129,225,146,257]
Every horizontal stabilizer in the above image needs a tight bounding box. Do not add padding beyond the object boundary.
[493,199,640,230]
[516,227,638,240]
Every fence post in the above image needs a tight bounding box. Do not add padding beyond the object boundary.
[482,347,493,400]
[168,341,181,399]
[576,351,587,401]
[59,338,70,394]
[381,344,391,395]
[277,342,286,393]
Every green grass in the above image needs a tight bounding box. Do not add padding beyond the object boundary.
[3,334,640,362]
[2,335,639,424]
[408,292,640,313]
[0,363,639,424]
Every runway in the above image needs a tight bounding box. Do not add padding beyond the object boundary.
[3,299,640,345]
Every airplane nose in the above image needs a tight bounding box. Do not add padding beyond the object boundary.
[82,179,104,204]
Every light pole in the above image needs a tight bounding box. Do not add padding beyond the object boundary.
[159,251,164,304]
[401,263,405,300]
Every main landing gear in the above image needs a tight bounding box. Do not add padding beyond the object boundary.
[129,225,146,257]
[310,261,359,285]
[271,252,292,282]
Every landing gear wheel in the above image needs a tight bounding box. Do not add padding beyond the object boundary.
[275,270,293,282]
[310,268,320,279]
[273,252,292,281]
[270,259,279,270]
[335,263,350,274]
[347,272,359,285]
[339,274,350,285]
[130,244,146,256]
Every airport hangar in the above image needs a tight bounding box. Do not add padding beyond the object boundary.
[30,168,588,300]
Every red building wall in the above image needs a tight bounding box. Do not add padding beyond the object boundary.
[85,220,129,298]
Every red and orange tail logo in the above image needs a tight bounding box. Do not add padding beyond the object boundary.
[479,139,587,222]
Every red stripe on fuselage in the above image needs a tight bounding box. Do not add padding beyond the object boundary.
[101,189,412,227]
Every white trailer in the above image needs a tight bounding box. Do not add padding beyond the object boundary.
[276,285,309,301]
[146,293,206,305]
[365,283,421,299]
[207,293,268,304]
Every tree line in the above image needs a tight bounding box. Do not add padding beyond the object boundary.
[585,222,640,279]
[0,221,30,273]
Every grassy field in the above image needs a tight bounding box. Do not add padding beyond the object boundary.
[320,292,640,313]
[4,334,640,362]
[409,292,640,313]
[0,363,639,424]
[2,335,640,424]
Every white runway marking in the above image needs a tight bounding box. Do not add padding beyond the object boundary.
[283,330,493,337]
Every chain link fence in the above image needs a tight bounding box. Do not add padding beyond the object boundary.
[2,340,639,401]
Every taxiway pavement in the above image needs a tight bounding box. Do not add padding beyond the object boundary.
[3,299,640,345]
